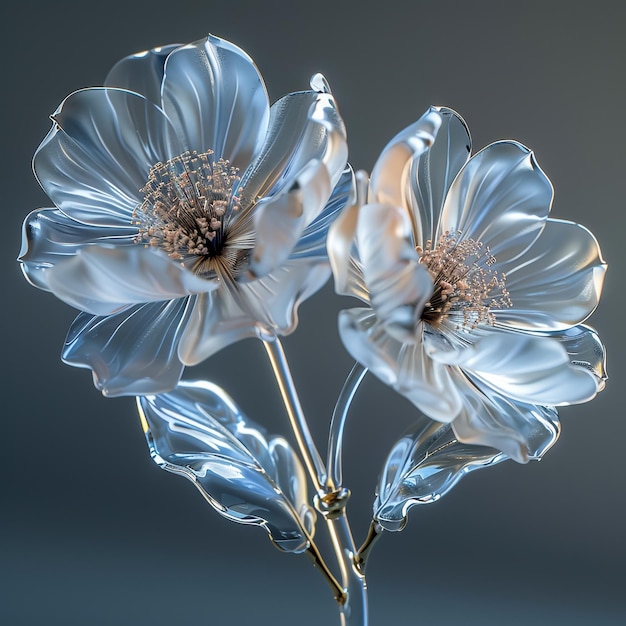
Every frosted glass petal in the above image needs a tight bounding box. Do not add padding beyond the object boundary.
[497,219,607,331]
[34,88,183,227]
[46,245,215,315]
[438,141,552,265]
[357,203,433,341]
[250,159,331,278]
[161,34,270,169]
[19,207,136,290]
[105,44,180,105]
[338,308,463,421]
[429,329,600,406]
[407,107,471,247]
[63,298,190,396]
[237,88,346,206]
[374,419,505,531]
[179,259,330,365]
[370,107,441,213]
[452,375,561,463]
[137,380,315,552]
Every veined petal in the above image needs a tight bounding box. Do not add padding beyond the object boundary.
[357,203,433,341]
[33,88,183,227]
[161,34,270,169]
[249,159,331,278]
[105,44,180,106]
[429,329,600,406]
[62,298,191,396]
[452,375,561,463]
[407,107,472,247]
[497,219,607,331]
[327,170,369,303]
[19,207,136,290]
[237,86,347,206]
[370,107,442,218]
[292,166,355,260]
[438,141,552,265]
[338,308,464,421]
[46,245,215,315]
[179,259,330,365]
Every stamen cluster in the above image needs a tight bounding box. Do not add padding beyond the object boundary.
[417,231,511,329]
[133,150,242,277]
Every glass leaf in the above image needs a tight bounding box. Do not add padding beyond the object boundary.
[137,380,315,553]
[374,416,506,531]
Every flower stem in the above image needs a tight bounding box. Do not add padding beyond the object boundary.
[355,521,384,573]
[326,362,367,491]
[262,336,326,492]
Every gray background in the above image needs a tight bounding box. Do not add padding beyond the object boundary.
[2,1,625,624]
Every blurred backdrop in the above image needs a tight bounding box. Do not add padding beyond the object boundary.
[2,1,625,624]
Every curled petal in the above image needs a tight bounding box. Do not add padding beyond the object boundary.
[407,106,472,247]
[18,208,136,290]
[161,34,270,168]
[338,309,463,421]
[357,203,433,341]
[498,219,607,331]
[63,298,191,396]
[374,418,505,531]
[370,107,442,214]
[429,330,600,406]
[438,141,552,265]
[179,259,330,365]
[452,375,561,463]
[33,88,183,226]
[105,44,181,105]
[250,159,331,278]
[46,245,215,315]
[327,170,369,302]
[138,380,315,552]
[238,88,346,206]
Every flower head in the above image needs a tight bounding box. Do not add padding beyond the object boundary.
[19,35,350,396]
[328,106,607,462]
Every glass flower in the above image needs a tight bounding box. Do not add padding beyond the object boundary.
[19,35,350,396]
[328,106,607,462]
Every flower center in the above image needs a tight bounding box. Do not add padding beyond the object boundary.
[133,150,252,280]
[417,231,511,330]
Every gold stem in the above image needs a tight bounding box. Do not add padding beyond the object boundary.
[305,543,347,605]
[355,521,384,573]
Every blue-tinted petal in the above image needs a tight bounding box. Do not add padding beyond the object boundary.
[34,88,183,226]
[18,207,136,290]
[105,44,180,106]
[438,141,552,266]
[497,219,607,331]
[63,298,191,396]
[161,34,270,169]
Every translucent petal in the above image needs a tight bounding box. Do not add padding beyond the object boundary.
[497,219,607,331]
[370,107,441,214]
[338,308,463,421]
[18,208,136,290]
[429,329,600,406]
[438,141,552,265]
[237,89,346,206]
[137,380,315,552]
[179,259,330,365]
[292,166,355,260]
[161,34,270,169]
[327,170,369,303]
[105,44,180,105]
[452,374,561,463]
[407,107,472,247]
[357,203,433,341]
[62,298,191,396]
[46,245,215,315]
[374,419,505,531]
[33,88,183,227]
[250,159,331,278]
